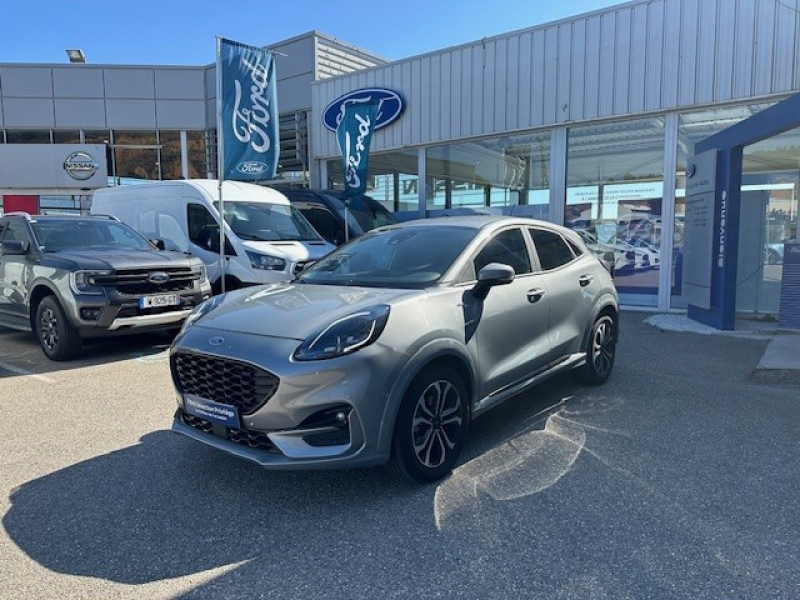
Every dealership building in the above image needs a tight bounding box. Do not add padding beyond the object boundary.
[1,0,799,320]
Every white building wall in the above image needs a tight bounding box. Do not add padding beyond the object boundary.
[310,0,800,158]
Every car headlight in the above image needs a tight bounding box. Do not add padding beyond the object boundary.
[70,270,111,295]
[180,294,224,333]
[191,263,209,284]
[294,305,390,361]
[245,250,286,271]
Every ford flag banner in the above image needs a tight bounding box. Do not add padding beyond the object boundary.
[336,100,379,199]
[217,37,278,181]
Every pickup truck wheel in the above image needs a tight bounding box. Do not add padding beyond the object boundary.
[35,296,82,361]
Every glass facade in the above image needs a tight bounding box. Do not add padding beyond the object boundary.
[326,150,420,212]
[566,118,666,306]
[673,103,777,308]
[425,132,550,219]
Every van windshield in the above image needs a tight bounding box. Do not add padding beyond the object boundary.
[216,201,321,242]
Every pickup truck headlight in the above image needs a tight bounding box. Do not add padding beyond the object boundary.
[191,263,209,284]
[70,270,111,295]
[294,305,390,361]
[245,250,286,271]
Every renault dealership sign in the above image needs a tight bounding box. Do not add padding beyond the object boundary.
[0,144,107,189]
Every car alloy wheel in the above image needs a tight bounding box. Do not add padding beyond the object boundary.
[39,306,60,352]
[412,380,464,469]
[387,366,470,483]
[591,316,616,379]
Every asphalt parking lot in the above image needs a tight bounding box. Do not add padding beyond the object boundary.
[1,314,799,600]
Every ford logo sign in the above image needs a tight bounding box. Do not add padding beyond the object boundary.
[236,161,269,175]
[323,88,405,132]
[63,151,99,181]
[147,271,170,284]
[208,336,225,346]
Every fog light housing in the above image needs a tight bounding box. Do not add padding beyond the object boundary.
[80,307,102,320]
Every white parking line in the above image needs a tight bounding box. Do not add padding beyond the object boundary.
[0,362,55,383]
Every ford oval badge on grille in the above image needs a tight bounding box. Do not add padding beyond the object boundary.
[148,271,170,284]
[208,337,225,346]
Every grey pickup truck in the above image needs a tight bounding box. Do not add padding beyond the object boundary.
[0,212,212,360]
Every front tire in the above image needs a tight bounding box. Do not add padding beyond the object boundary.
[387,366,469,484]
[574,314,617,385]
[35,296,82,361]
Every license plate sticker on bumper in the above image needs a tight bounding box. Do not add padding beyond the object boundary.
[183,394,240,428]
[140,294,180,309]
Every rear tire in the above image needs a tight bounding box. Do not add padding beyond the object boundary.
[574,314,617,385]
[386,366,469,484]
[35,296,82,361]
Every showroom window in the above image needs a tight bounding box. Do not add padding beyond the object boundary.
[110,130,159,183]
[53,131,81,144]
[159,131,182,180]
[672,102,777,308]
[425,132,550,218]
[6,130,51,144]
[327,149,419,212]
[566,117,665,306]
[187,131,209,179]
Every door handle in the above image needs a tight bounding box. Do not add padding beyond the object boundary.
[526,288,546,303]
[578,274,594,287]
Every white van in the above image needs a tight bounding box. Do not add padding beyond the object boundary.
[91,180,335,291]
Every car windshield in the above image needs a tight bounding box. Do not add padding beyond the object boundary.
[30,219,154,252]
[216,201,321,242]
[325,194,398,235]
[298,225,477,288]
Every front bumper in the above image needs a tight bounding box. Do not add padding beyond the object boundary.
[169,325,404,470]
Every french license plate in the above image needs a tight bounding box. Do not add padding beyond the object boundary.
[139,294,180,309]
[183,393,240,428]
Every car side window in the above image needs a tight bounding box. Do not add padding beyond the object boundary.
[302,206,339,245]
[473,228,532,277]
[2,219,32,244]
[529,228,575,271]
[566,238,583,257]
[187,203,218,251]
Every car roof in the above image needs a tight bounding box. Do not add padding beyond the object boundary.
[387,215,565,231]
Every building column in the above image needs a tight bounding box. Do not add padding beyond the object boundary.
[659,113,679,311]
[180,131,189,179]
[549,126,567,225]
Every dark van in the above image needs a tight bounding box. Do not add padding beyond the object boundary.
[272,188,398,245]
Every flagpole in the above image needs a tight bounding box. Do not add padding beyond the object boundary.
[215,36,226,294]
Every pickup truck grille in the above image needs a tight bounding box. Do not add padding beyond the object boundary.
[171,351,279,415]
[95,267,198,296]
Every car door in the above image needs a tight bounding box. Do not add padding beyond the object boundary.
[464,226,552,399]
[0,218,34,320]
[528,227,598,360]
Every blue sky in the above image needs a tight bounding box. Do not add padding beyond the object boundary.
[3,0,624,65]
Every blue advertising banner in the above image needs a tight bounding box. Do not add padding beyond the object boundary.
[217,38,278,181]
[336,101,379,199]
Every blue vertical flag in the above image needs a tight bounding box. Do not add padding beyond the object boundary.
[217,38,279,181]
[336,101,380,199]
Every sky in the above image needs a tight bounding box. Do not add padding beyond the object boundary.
[2,0,626,66]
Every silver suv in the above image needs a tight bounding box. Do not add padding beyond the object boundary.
[170,216,618,483]
[0,213,212,360]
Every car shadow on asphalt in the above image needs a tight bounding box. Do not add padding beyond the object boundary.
[2,372,585,589]
[0,327,174,377]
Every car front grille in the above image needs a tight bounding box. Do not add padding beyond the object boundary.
[180,411,277,452]
[171,351,279,415]
[95,267,198,296]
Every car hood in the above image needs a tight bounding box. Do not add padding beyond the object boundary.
[43,248,196,270]
[193,283,422,340]
[241,240,334,261]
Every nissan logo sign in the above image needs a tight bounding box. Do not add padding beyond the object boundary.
[63,151,99,181]
[147,271,170,284]
[322,88,405,132]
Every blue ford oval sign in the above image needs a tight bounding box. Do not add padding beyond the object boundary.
[323,88,405,132]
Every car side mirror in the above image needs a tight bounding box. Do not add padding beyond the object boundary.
[150,238,167,251]
[471,263,515,300]
[0,240,28,256]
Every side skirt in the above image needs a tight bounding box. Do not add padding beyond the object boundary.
[472,353,586,418]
